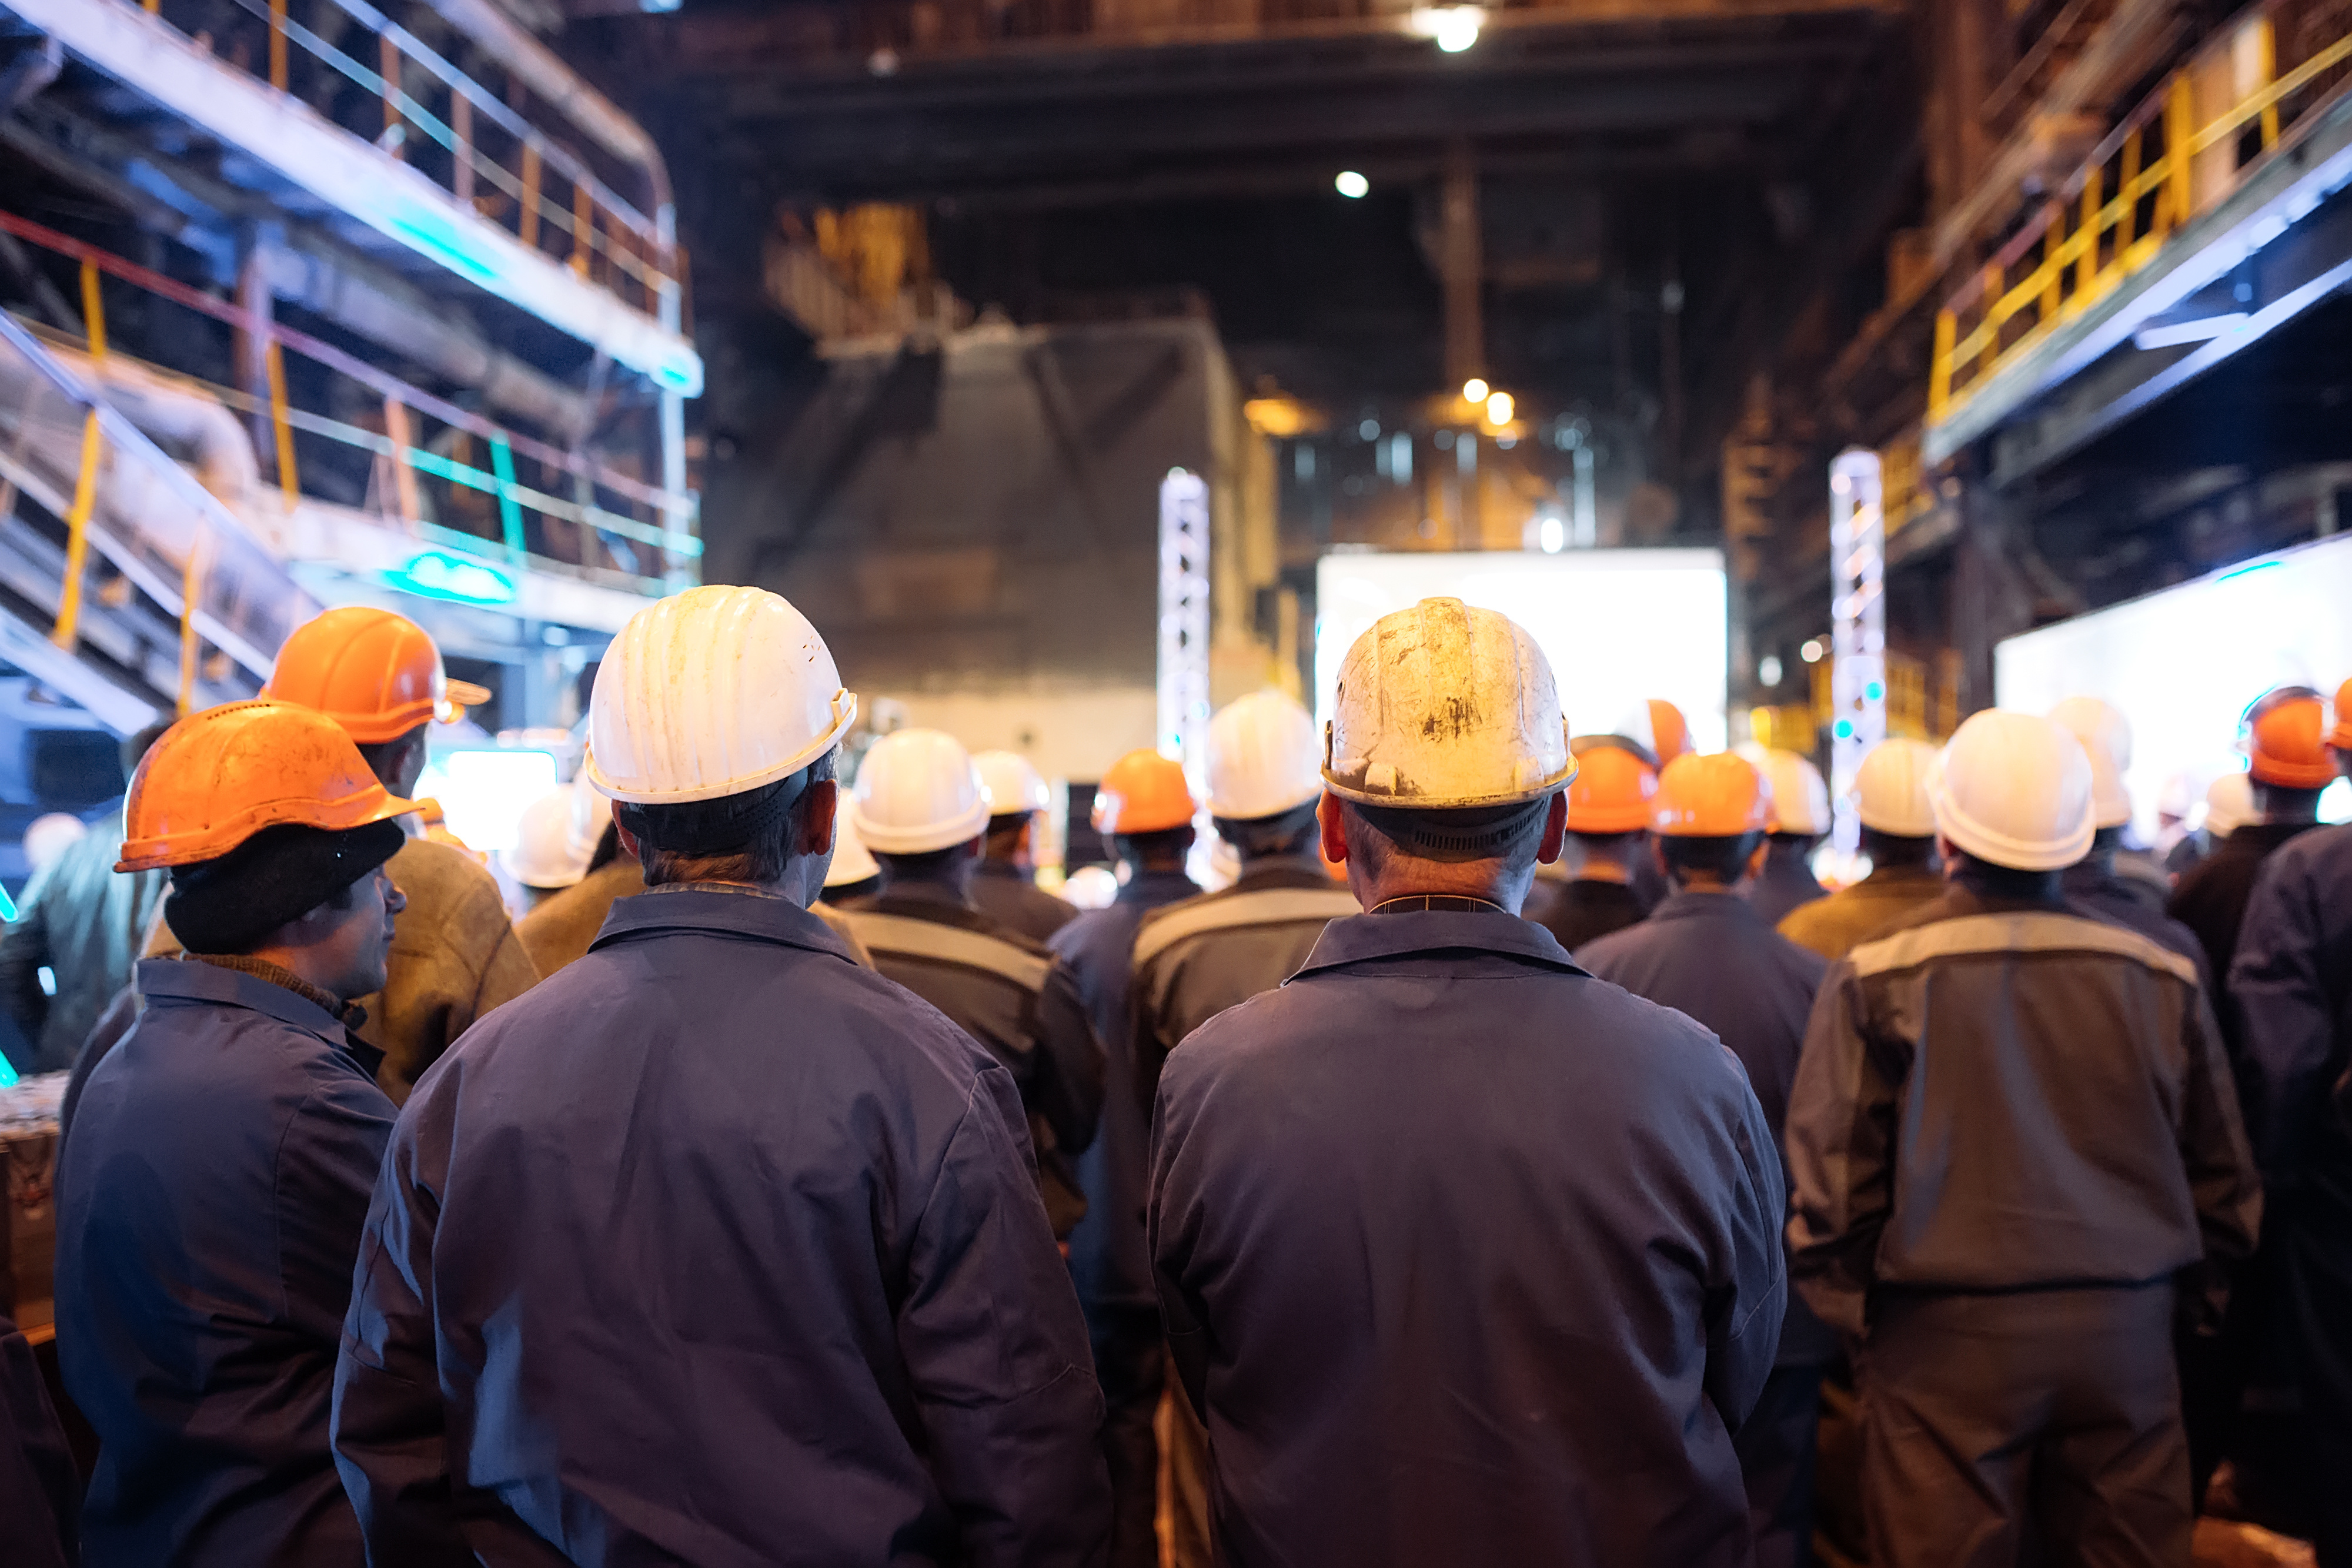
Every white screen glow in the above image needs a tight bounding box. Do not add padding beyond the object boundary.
[1996,536,2352,833]
[1314,548,1729,751]
[415,748,560,854]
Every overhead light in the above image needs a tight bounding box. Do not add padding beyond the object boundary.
[1800,638,1825,663]
[1759,654,1784,686]
[1462,377,1489,403]
[1335,170,1370,199]
[2133,313,2249,352]
[1485,390,1514,425]
[1409,5,1485,52]
[1538,514,1565,554]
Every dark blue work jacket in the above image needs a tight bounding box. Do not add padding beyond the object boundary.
[1576,891,1836,1366]
[1049,868,1201,1325]
[2064,859,2211,988]
[56,957,393,1568]
[332,889,1110,1568]
[1150,910,1785,1568]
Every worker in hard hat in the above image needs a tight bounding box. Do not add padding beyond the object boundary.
[55,699,412,1564]
[2171,686,2336,1034]
[1576,751,1832,1566]
[497,785,593,915]
[250,605,536,1101]
[1745,748,1830,926]
[0,719,170,1076]
[1127,690,1363,1568]
[1044,748,1202,1568]
[818,807,880,904]
[973,749,1078,942]
[1785,710,2261,1568]
[2046,699,2208,983]
[1522,735,1656,951]
[1150,598,1785,1566]
[833,727,1103,1238]
[1619,696,1693,765]
[1777,738,1942,961]
[332,586,1110,1562]
[2228,676,2352,1566]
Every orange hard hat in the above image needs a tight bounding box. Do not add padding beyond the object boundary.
[1565,740,1658,833]
[1093,750,1197,835]
[116,700,418,871]
[2333,678,2352,751]
[1652,751,1772,837]
[1648,700,1692,764]
[2245,686,2334,788]
[263,606,492,744]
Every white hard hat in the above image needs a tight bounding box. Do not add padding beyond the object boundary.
[1209,690,1322,821]
[566,774,613,862]
[823,808,880,888]
[1928,710,2097,871]
[1855,738,1940,837]
[2047,697,2133,828]
[2204,771,2256,837]
[1322,597,1575,808]
[499,787,591,890]
[20,812,85,874]
[584,585,857,805]
[1755,750,1830,835]
[2047,696,2133,771]
[974,750,1052,819]
[850,728,990,854]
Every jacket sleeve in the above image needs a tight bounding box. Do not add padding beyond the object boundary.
[2178,984,2263,1266]
[1782,962,1897,1338]
[1705,1058,1787,1432]
[2230,852,2346,1189]
[1029,961,1105,1157]
[333,1111,476,1565]
[276,1069,398,1346]
[1146,1052,1211,1413]
[898,1064,1110,1568]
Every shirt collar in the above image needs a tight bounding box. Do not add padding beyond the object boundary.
[135,955,366,1058]
[1368,893,1509,915]
[1294,910,1584,979]
[1117,868,1201,905]
[592,887,860,965]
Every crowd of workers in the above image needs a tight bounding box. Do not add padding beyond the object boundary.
[0,583,2345,1568]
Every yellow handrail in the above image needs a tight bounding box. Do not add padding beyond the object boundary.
[51,411,102,652]
[1930,12,2352,426]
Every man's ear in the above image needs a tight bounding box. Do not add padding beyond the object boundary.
[612,815,642,862]
[799,779,839,858]
[1317,791,1349,865]
[1744,838,1770,883]
[1536,791,1568,865]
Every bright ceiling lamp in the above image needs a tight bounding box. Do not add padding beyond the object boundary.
[1335,170,1371,199]
[1409,6,1485,52]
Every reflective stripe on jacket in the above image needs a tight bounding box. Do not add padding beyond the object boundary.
[1776,863,1944,962]
[1786,888,2262,1338]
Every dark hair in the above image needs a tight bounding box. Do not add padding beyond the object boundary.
[984,815,1032,855]
[586,820,622,873]
[623,751,836,888]
[1860,827,1935,867]
[1568,828,1643,850]
[873,839,976,881]
[1659,831,1762,885]
[1952,850,2064,900]
[1212,801,1318,860]
[2253,781,2325,821]
[2089,825,2126,852]
[1115,823,1195,870]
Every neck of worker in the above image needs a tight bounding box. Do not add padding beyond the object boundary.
[1354,852,1536,914]
[2079,825,2125,875]
[1566,833,1638,884]
[1664,872,1744,898]
[1241,845,1324,878]
[880,857,975,901]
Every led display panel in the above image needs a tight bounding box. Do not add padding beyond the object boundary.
[1996,533,2352,832]
[1314,549,1729,753]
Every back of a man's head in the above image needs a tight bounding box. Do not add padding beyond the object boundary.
[619,751,837,890]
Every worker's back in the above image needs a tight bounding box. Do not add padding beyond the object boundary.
[2170,821,2323,1029]
[971,860,1078,944]
[1153,910,1783,1567]
[1131,860,1359,1104]
[516,858,644,977]
[358,836,539,1100]
[1790,887,2260,1317]
[836,882,1101,1235]
[333,890,1105,1564]
[1776,862,1943,961]
[0,816,166,1074]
